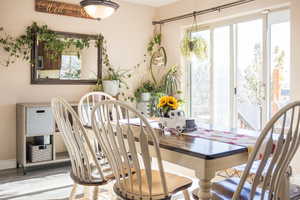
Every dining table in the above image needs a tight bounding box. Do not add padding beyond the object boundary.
[85,120,259,200]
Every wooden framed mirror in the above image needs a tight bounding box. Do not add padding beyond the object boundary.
[31,31,102,84]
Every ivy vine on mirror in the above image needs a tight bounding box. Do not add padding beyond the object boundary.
[0,22,103,84]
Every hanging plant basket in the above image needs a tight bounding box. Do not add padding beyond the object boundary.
[180,13,208,61]
[180,31,208,60]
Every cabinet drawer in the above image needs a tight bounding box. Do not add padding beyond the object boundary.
[26,107,54,136]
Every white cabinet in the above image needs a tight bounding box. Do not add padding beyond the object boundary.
[16,102,77,174]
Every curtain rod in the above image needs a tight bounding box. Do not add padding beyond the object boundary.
[152,0,255,25]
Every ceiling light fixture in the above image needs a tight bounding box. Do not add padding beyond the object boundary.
[80,0,119,20]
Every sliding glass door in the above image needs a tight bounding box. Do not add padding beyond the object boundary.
[213,25,231,128]
[187,9,290,130]
[268,10,291,118]
[190,30,211,123]
[235,19,263,130]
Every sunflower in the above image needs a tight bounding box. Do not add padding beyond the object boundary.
[157,96,179,110]
[167,96,179,110]
[158,96,168,108]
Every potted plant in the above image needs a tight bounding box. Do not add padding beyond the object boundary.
[162,65,181,96]
[180,31,208,60]
[102,66,131,96]
[134,81,156,102]
[157,95,180,118]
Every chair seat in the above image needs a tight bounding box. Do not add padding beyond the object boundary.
[232,160,272,179]
[114,169,193,200]
[70,164,113,186]
[203,178,300,200]
[70,162,137,186]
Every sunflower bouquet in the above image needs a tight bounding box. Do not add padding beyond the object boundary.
[157,96,179,117]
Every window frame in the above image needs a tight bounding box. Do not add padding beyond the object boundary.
[185,7,290,129]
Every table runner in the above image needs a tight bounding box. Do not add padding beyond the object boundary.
[123,118,259,153]
[182,128,259,153]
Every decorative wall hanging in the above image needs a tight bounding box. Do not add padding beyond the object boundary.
[148,26,167,84]
[35,0,94,20]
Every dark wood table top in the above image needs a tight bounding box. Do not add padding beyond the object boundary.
[156,134,247,160]
[85,123,249,160]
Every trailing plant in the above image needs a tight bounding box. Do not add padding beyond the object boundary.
[134,81,156,101]
[100,34,146,91]
[180,31,208,60]
[147,33,162,53]
[0,22,94,67]
[180,13,208,60]
[103,66,131,89]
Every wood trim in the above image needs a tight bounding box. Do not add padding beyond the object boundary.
[0,159,17,170]
[35,0,96,20]
[31,79,98,85]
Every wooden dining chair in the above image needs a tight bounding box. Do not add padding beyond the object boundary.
[78,92,119,159]
[91,100,193,200]
[78,92,117,127]
[208,101,300,200]
[51,97,113,200]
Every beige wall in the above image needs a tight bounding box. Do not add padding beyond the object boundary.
[0,0,155,161]
[157,0,300,174]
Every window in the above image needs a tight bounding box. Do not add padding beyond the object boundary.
[269,10,291,117]
[60,54,81,79]
[187,9,290,130]
[190,30,210,123]
[213,25,231,128]
[236,19,263,130]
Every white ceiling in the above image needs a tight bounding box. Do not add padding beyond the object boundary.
[121,0,180,7]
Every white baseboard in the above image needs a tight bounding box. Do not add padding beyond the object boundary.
[0,159,16,170]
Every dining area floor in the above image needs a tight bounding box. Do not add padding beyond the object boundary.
[2,160,300,200]
[0,159,205,200]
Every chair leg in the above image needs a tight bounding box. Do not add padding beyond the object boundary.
[69,184,77,200]
[84,186,90,200]
[183,189,191,200]
[93,186,99,200]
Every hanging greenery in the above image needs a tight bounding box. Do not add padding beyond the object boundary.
[180,31,208,60]
[180,13,208,60]
[0,22,96,67]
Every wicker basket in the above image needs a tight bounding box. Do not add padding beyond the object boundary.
[28,144,53,163]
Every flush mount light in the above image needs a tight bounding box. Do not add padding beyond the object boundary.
[80,0,119,20]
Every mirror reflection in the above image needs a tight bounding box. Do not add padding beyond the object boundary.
[36,39,98,80]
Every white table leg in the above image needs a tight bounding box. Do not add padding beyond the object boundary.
[198,178,213,200]
[193,170,215,200]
